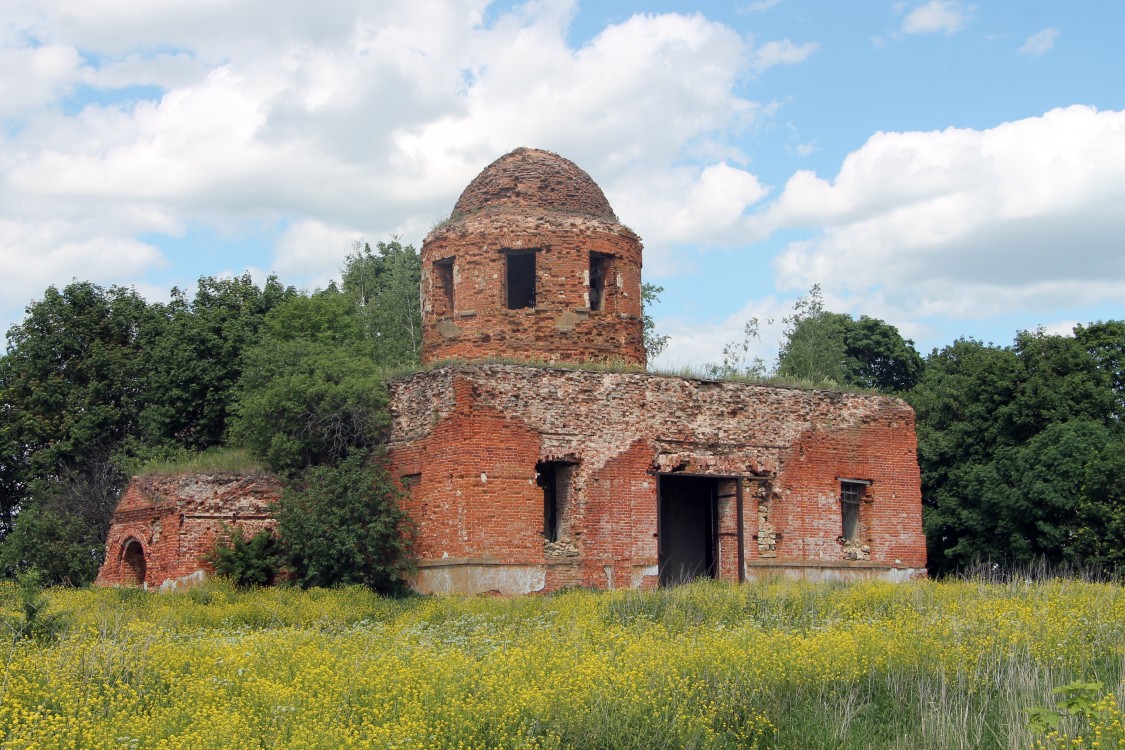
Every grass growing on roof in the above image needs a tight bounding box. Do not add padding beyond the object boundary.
[133,446,267,477]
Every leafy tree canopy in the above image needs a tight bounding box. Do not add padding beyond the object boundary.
[340,240,422,367]
[228,292,389,475]
[775,286,923,393]
[139,274,295,450]
[910,329,1123,574]
[641,283,669,362]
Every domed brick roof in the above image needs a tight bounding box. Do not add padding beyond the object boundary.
[452,147,617,222]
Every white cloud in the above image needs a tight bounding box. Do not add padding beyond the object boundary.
[611,162,769,257]
[653,297,789,372]
[794,141,817,157]
[899,1,972,35]
[1018,28,1059,57]
[273,219,363,287]
[1,0,784,338]
[750,39,819,73]
[749,106,1125,325]
[0,42,82,118]
[1041,319,1077,337]
[736,0,783,13]
[0,218,165,317]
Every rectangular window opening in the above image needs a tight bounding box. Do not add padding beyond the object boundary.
[434,257,454,316]
[506,251,536,309]
[840,481,865,542]
[589,252,610,311]
[538,461,574,543]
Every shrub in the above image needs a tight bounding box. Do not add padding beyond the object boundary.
[205,527,282,589]
[276,451,412,593]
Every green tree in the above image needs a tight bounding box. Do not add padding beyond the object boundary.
[776,310,848,385]
[1074,437,1125,571]
[775,286,923,392]
[340,240,422,367]
[205,527,282,588]
[0,507,102,585]
[0,283,155,582]
[228,285,414,590]
[1074,320,1125,416]
[275,451,412,592]
[139,274,295,450]
[228,292,389,475]
[909,329,1123,574]
[842,315,925,393]
[641,283,669,362]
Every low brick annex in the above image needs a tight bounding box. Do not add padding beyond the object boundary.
[388,364,926,594]
[96,473,279,589]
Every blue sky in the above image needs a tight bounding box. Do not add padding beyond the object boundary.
[2,0,1123,367]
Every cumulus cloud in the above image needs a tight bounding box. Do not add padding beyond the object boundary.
[653,296,789,372]
[2,0,802,335]
[899,1,972,35]
[1018,28,1059,57]
[736,0,783,13]
[749,106,1125,324]
[273,219,364,287]
[750,39,819,73]
[611,163,769,256]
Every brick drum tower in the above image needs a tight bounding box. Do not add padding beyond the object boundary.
[420,147,645,366]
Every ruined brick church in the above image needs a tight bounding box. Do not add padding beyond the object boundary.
[97,148,927,592]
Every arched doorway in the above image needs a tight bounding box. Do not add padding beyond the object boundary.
[121,539,146,586]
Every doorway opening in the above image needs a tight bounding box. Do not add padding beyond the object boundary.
[122,539,146,586]
[658,474,718,586]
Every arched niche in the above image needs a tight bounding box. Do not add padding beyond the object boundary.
[121,538,146,586]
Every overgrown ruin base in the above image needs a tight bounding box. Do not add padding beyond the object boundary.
[388,364,927,594]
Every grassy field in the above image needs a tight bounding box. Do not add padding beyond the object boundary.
[0,578,1121,750]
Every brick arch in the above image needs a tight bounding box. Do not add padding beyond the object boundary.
[120,538,147,586]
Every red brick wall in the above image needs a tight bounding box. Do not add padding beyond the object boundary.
[388,365,928,592]
[96,474,280,588]
[420,147,645,367]
[452,147,618,222]
[98,365,927,592]
[392,378,546,564]
[421,214,645,367]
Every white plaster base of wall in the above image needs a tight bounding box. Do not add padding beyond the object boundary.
[409,559,925,595]
[156,570,207,592]
[744,561,927,583]
[410,562,547,595]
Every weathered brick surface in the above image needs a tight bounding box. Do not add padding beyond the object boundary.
[420,148,645,367]
[95,473,280,588]
[388,364,927,593]
[96,146,928,593]
[452,147,618,222]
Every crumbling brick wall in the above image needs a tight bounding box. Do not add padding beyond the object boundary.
[95,473,280,588]
[388,364,927,593]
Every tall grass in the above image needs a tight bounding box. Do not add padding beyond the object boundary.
[134,446,266,477]
[0,578,1120,749]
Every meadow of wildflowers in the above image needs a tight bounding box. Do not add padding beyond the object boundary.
[0,578,1121,749]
